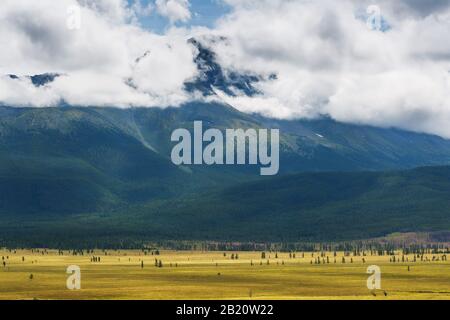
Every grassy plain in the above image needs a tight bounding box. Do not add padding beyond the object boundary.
[0,249,448,300]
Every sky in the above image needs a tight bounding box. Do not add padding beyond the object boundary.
[134,0,231,33]
[1,0,450,139]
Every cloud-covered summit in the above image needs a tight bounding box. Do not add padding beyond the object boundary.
[1,0,450,138]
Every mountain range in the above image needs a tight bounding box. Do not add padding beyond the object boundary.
[1,38,450,247]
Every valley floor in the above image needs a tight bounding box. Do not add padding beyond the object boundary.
[0,250,449,300]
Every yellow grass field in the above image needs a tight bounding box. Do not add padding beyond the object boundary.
[0,249,449,300]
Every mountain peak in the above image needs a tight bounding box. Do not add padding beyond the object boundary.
[185,37,267,97]
[7,73,61,87]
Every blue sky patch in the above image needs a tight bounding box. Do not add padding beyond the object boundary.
[131,0,231,33]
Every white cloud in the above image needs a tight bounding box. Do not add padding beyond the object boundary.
[1,0,450,139]
[0,76,60,107]
[0,0,197,108]
[202,0,450,137]
[156,0,191,23]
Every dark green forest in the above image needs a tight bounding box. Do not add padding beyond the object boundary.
[1,104,450,248]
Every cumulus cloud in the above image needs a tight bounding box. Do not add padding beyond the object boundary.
[0,0,197,108]
[384,0,450,17]
[1,0,450,139]
[202,0,450,137]
[156,0,191,23]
